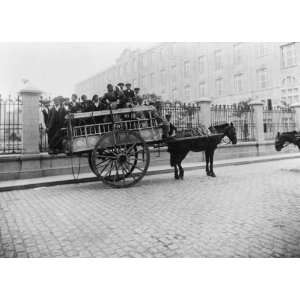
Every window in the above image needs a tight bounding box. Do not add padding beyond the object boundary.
[257,43,268,57]
[172,88,178,101]
[142,54,147,68]
[234,74,243,93]
[184,85,191,101]
[281,43,297,68]
[141,76,146,89]
[214,50,222,70]
[171,65,177,80]
[281,75,299,104]
[160,69,166,85]
[150,73,155,89]
[256,69,268,89]
[198,56,205,74]
[215,78,223,96]
[198,82,206,97]
[233,44,242,65]
[184,60,191,78]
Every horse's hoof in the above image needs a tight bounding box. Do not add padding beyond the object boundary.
[206,172,211,176]
[174,175,179,180]
[210,172,216,177]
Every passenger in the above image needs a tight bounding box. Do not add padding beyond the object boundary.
[116,83,126,108]
[81,94,94,112]
[69,94,81,113]
[63,97,71,111]
[123,83,135,107]
[47,96,67,154]
[165,114,177,137]
[102,84,119,109]
[91,94,101,111]
[134,87,143,106]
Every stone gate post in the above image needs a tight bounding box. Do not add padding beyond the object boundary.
[19,84,42,154]
[291,102,300,131]
[249,100,264,143]
[197,97,212,128]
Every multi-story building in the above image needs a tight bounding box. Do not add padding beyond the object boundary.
[75,42,300,105]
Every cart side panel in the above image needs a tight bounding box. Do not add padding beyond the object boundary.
[69,128,163,153]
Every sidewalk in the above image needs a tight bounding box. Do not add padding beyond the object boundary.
[0,152,300,192]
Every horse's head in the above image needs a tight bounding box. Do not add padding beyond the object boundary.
[275,132,284,151]
[209,123,237,144]
[275,131,297,151]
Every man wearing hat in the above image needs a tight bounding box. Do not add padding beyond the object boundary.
[123,83,135,107]
[47,96,67,154]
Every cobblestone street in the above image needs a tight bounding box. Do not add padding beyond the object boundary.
[1,158,300,258]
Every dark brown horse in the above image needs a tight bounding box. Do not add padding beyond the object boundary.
[167,123,237,179]
[275,131,300,151]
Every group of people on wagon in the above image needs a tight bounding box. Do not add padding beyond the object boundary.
[40,82,171,154]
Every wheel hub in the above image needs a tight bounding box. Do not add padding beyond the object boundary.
[117,153,127,164]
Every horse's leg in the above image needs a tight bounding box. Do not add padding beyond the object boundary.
[178,162,184,179]
[174,164,179,180]
[209,148,216,177]
[205,150,210,176]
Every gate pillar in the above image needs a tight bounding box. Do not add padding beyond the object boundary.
[19,83,42,154]
[291,102,300,131]
[249,100,264,143]
[197,97,212,128]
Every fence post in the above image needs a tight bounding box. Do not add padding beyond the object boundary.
[291,103,300,131]
[249,100,264,143]
[197,97,212,128]
[19,84,42,154]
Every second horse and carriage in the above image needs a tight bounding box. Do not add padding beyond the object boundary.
[57,102,238,188]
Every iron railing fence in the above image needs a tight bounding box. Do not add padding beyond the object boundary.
[158,103,202,129]
[0,99,23,154]
[263,107,296,140]
[210,104,256,142]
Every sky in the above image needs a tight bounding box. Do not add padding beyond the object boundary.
[0,42,155,98]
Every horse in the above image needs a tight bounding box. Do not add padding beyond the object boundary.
[275,131,300,151]
[167,123,237,179]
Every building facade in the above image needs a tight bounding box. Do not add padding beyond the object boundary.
[75,42,300,105]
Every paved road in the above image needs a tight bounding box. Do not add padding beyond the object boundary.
[1,159,300,258]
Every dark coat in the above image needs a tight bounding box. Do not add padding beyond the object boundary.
[47,106,67,150]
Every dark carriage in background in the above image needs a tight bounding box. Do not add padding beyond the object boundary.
[63,105,223,188]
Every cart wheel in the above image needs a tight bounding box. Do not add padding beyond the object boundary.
[89,147,138,178]
[91,131,150,188]
[88,151,96,174]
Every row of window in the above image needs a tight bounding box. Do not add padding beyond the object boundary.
[117,43,297,81]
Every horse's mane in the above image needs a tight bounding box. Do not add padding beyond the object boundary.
[279,131,297,136]
[209,123,229,131]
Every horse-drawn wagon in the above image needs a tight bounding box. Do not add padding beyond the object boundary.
[62,105,235,188]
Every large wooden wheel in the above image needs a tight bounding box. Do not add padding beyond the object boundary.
[90,131,150,188]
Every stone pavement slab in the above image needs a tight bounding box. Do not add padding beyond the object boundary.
[1,158,300,257]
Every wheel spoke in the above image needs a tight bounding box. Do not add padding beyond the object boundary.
[98,160,111,175]
[95,157,111,167]
[125,143,137,155]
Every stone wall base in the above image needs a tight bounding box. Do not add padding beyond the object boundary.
[0,141,298,181]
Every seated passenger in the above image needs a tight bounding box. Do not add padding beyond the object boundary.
[123,83,135,107]
[102,84,119,109]
[134,87,143,106]
[80,94,94,112]
[68,93,81,113]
